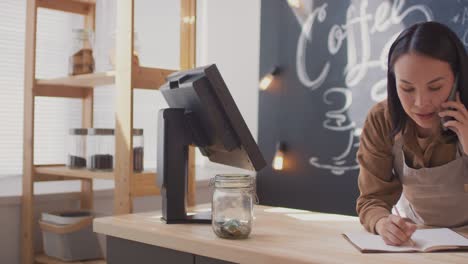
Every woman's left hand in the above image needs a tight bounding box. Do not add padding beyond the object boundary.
[439,92,468,155]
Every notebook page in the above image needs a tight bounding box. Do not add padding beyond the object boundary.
[413,228,468,251]
[343,231,420,252]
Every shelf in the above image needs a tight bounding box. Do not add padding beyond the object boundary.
[37,0,96,16]
[35,165,114,180]
[35,254,105,264]
[34,165,155,181]
[35,67,176,90]
[34,165,160,197]
[36,72,115,88]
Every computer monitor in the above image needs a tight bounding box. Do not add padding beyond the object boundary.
[157,64,266,224]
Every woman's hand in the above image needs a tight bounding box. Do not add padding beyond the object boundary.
[439,92,468,154]
[375,215,417,246]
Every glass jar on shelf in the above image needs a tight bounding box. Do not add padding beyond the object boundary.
[133,129,144,172]
[69,29,95,76]
[66,128,88,169]
[211,174,256,239]
[87,128,114,171]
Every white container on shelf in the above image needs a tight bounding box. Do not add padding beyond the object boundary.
[40,211,102,262]
[42,211,90,225]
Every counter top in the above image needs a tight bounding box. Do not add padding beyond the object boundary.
[94,205,468,264]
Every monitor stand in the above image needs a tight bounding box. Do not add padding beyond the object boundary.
[157,108,211,224]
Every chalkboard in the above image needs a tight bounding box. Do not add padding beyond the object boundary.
[257,0,468,216]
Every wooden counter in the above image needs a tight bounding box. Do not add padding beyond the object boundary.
[94,205,468,264]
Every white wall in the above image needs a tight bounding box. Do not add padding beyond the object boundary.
[197,0,261,139]
[0,1,261,263]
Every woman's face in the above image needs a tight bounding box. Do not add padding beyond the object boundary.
[394,52,456,136]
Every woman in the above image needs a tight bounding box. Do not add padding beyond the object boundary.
[356,21,468,246]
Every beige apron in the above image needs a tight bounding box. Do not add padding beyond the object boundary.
[393,137,468,227]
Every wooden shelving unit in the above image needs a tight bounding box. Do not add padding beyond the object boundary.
[21,0,198,263]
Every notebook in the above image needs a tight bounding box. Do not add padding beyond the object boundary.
[343,228,468,253]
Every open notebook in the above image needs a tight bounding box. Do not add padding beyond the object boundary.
[343,228,468,253]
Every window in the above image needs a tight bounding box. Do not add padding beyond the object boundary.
[0,1,82,177]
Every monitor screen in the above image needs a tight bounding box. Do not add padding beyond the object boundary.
[160,64,266,171]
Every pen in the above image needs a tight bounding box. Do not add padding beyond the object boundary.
[393,206,416,247]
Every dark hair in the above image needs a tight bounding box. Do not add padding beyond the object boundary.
[387,21,468,138]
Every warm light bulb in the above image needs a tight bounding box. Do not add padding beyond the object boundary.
[287,0,301,8]
[259,74,274,90]
[272,142,286,171]
[272,151,284,170]
[259,67,279,90]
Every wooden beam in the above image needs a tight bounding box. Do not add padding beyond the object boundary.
[114,0,135,215]
[36,0,95,15]
[22,1,37,263]
[34,67,175,90]
[35,165,114,180]
[34,175,78,182]
[34,84,91,98]
[81,89,93,128]
[133,67,176,89]
[36,72,114,87]
[34,164,77,182]
[34,164,81,182]
[181,0,197,207]
[83,0,95,30]
[131,172,161,197]
[180,0,197,70]
[80,0,96,212]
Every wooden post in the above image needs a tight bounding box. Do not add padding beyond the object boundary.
[22,0,37,263]
[180,0,197,207]
[114,0,134,214]
[80,89,94,210]
[80,1,95,211]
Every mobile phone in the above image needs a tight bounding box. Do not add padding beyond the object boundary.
[441,74,459,131]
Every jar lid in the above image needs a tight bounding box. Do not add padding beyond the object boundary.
[88,128,114,135]
[214,174,254,188]
[69,128,88,135]
[133,129,143,136]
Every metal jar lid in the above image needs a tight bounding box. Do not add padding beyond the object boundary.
[213,174,254,188]
[69,128,88,135]
[88,128,114,135]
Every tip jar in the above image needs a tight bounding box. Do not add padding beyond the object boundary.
[211,174,256,239]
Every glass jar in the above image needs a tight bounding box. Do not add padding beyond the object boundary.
[133,129,144,172]
[87,128,114,171]
[69,29,95,75]
[211,174,256,239]
[66,128,88,169]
